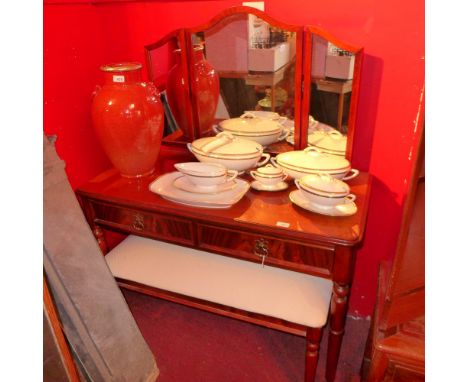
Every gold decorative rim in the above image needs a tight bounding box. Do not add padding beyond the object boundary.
[278,160,349,173]
[100,62,142,72]
[192,145,261,157]
[192,149,261,160]
[299,182,348,195]
[221,127,281,136]
[299,187,346,198]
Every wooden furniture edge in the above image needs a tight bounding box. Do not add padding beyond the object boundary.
[117,277,308,337]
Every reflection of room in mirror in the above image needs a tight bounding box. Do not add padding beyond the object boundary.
[197,15,297,125]
[146,37,190,142]
[310,36,355,134]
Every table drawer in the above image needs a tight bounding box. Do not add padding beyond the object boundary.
[197,224,334,277]
[91,202,194,245]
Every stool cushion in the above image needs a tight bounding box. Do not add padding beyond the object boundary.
[106,235,333,328]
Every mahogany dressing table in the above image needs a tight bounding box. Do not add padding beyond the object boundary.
[76,155,372,381]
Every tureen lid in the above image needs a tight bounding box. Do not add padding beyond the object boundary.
[298,173,350,195]
[242,111,281,120]
[256,164,283,176]
[219,116,282,135]
[276,147,350,172]
[308,130,346,153]
[191,132,262,157]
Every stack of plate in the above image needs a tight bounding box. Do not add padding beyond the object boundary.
[149,163,250,209]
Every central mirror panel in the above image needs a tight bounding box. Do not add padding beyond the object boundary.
[187,9,302,154]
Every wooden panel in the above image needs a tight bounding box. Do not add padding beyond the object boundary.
[197,224,334,277]
[392,181,425,295]
[91,201,194,245]
[388,364,425,382]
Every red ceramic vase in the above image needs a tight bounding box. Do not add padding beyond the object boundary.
[167,45,220,137]
[91,62,164,178]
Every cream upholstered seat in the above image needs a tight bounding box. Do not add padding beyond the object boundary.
[106,235,332,328]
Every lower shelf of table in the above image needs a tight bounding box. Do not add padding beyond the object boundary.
[106,235,333,334]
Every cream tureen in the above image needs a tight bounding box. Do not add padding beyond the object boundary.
[295,174,356,207]
[214,113,289,146]
[271,147,359,180]
[188,132,270,171]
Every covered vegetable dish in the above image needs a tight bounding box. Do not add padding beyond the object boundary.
[271,147,359,180]
[188,132,270,171]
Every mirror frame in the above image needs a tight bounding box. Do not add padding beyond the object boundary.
[144,29,195,143]
[185,6,303,148]
[143,8,364,158]
[302,26,363,160]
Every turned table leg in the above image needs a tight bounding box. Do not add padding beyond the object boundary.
[93,226,108,255]
[326,282,350,381]
[326,246,356,381]
[305,327,322,382]
[77,195,108,255]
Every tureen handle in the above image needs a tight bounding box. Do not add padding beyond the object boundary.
[270,157,279,168]
[199,132,234,153]
[277,127,290,142]
[226,170,239,183]
[344,194,356,203]
[342,169,360,181]
[327,130,343,138]
[240,112,256,119]
[256,153,270,167]
[304,146,323,155]
[212,125,223,134]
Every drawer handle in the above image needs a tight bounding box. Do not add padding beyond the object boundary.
[254,238,269,266]
[132,214,145,231]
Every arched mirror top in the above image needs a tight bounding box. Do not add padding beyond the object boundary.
[305,25,363,54]
[185,6,303,155]
[187,6,304,34]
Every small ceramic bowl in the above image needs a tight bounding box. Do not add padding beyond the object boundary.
[294,173,356,207]
[250,164,288,186]
[174,162,238,188]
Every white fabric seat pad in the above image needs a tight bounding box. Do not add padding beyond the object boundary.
[106,235,332,328]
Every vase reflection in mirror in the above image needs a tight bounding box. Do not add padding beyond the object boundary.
[91,62,164,178]
[167,45,220,139]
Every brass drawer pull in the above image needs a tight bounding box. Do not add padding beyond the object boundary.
[132,214,145,231]
[254,238,269,266]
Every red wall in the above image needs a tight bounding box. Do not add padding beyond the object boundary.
[44,0,424,317]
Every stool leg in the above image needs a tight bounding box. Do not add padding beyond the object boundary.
[305,327,323,382]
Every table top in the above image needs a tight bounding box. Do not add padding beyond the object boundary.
[77,164,372,247]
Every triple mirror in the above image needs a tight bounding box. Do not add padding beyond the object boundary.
[145,7,362,159]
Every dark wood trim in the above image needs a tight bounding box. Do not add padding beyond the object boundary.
[43,274,80,382]
[117,278,308,337]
